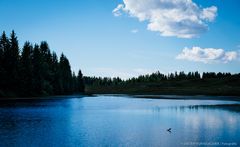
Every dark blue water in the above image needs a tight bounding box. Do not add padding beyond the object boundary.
[0,95,239,147]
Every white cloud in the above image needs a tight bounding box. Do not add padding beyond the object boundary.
[176,47,239,63]
[112,4,124,16]
[131,29,139,33]
[113,0,217,38]
[201,6,218,22]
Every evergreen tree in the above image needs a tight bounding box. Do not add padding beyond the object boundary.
[39,41,53,94]
[0,32,9,96]
[2,31,20,94]
[32,44,45,95]
[77,70,85,92]
[19,42,33,96]
[50,52,60,94]
[0,32,9,90]
[72,72,78,92]
[59,53,73,94]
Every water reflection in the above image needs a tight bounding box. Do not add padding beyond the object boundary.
[167,104,240,113]
[0,96,239,147]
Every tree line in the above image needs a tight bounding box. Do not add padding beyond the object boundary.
[1,31,239,97]
[0,31,84,97]
[84,71,240,86]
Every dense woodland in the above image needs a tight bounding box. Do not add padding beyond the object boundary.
[0,31,84,97]
[1,31,240,97]
[84,71,240,96]
[84,71,240,86]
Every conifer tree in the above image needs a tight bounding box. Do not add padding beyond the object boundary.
[32,44,45,95]
[20,42,33,96]
[77,70,85,92]
[2,31,20,94]
[59,53,73,94]
[0,32,9,95]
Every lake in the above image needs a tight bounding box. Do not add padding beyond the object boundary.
[0,95,239,147]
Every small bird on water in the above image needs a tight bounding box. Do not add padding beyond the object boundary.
[167,128,172,132]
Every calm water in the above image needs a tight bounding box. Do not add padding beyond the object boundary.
[0,95,240,147]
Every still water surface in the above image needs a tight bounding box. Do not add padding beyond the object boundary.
[0,95,239,147]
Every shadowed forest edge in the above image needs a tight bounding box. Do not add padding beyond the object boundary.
[1,31,240,98]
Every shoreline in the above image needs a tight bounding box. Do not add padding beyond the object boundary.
[1,93,240,101]
[93,94,240,101]
[0,94,91,101]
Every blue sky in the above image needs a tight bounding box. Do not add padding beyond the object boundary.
[0,0,240,78]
